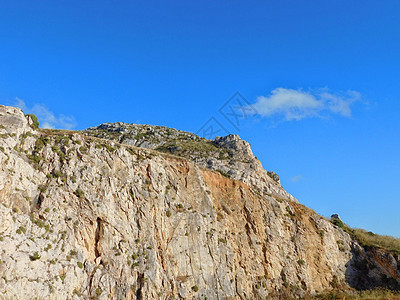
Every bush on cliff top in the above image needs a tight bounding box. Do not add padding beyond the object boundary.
[26,114,39,129]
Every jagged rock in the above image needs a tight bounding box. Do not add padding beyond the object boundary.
[267,171,281,185]
[213,134,254,161]
[0,106,399,299]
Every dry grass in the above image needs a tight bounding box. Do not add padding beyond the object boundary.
[350,229,400,255]
[308,288,400,299]
[329,218,400,255]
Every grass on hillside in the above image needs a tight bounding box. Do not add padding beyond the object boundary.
[351,229,400,255]
[156,140,229,158]
[331,218,400,255]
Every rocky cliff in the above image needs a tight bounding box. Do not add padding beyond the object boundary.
[0,105,399,299]
[84,123,295,202]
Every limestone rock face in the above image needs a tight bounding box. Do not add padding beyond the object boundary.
[84,123,296,202]
[0,106,399,299]
[267,171,281,185]
[213,134,254,161]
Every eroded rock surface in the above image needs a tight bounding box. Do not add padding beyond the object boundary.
[84,123,296,202]
[0,105,399,299]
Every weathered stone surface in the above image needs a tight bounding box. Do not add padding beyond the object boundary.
[84,123,296,201]
[0,106,399,299]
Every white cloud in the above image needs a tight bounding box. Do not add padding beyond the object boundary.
[290,174,303,182]
[251,88,361,121]
[14,98,28,112]
[14,98,77,130]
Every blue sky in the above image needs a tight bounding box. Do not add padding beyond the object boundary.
[1,1,400,236]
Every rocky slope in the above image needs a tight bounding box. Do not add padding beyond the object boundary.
[0,105,399,299]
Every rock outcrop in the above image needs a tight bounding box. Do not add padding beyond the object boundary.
[0,105,399,299]
[84,123,296,202]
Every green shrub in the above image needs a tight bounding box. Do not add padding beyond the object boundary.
[32,217,45,228]
[331,218,345,229]
[39,185,47,193]
[53,170,63,178]
[79,146,87,154]
[77,261,83,269]
[166,210,171,217]
[75,188,84,198]
[104,144,116,153]
[27,114,39,129]
[191,285,199,292]
[28,154,42,164]
[34,137,49,151]
[29,252,41,261]
[297,259,305,266]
